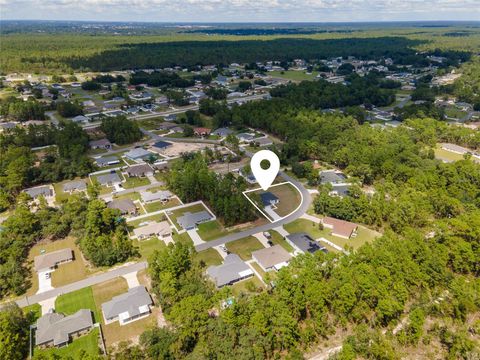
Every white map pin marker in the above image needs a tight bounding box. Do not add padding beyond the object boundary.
[251,150,280,191]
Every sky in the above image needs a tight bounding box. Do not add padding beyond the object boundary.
[1,0,479,22]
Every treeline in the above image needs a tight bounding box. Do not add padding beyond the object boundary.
[64,37,426,71]
[270,73,396,108]
[129,71,195,88]
[0,97,46,121]
[100,116,143,145]
[167,155,257,226]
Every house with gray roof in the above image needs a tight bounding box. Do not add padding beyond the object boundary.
[177,210,213,230]
[63,180,87,193]
[253,137,273,147]
[35,309,93,348]
[24,185,54,199]
[125,148,152,161]
[319,170,347,185]
[96,172,122,186]
[126,164,153,177]
[260,192,279,207]
[34,248,73,272]
[95,156,120,167]
[236,133,255,142]
[286,233,328,255]
[252,245,292,271]
[89,138,112,150]
[101,286,153,325]
[206,254,254,288]
[211,127,234,138]
[141,190,172,203]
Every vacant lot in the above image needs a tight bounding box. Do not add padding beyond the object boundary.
[284,218,325,239]
[226,236,264,260]
[269,70,319,81]
[122,176,150,189]
[27,237,90,296]
[195,248,223,267]
[197,220,231,241]
[135,237,167,260]
[268,230,294,252]
[56,286,100,321]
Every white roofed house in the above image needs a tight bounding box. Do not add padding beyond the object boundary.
[252,245,292,272]
[140,190,172,203]
[34,248,74,273]
[101,286,153,325]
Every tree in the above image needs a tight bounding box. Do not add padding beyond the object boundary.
[100,116,142,145]
[56,101,83,118]
[0,303,29,360]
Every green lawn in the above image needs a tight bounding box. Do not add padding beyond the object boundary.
[172,230,193,245]
[226,236,265,261]
[167,203,209,229]
[269,70,319,81]
[231,276,264,296]
[33,328,100,359]
[284,219,324,239]
[55,287,100,322]
[23,303,41,324]
[251,182,301,218]
[135,237,167,260]
[127,213,167,227]
[434,146,466,162]
[269,230,294,252]
[195,248,223,267]
[144,198,181,213]
[122,176,150,189]
[196,220,231,241]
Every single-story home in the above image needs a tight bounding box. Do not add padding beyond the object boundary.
[322,216,358,239]
[71,115,89,123]
[96,172,122,186]
[101,286,153,326]
[133,221,172,240]
[252,245,292,272]
[126,164,154,177]
[177,210,213,230]
[141,190,172,203]
[34,248,74,273]
[329,184,350,198]
[151,141,172,153]
[63,180,87,193]
[157,122,177,131]
[125,148,152,161]
[319,170,347,185]
[95,156,120,167]
[236,133,255,142]
[260,192,279,207]
[206,254,254,288]
[211,128,234,138]
[286,233,327,255]
[24,185,54,199]
[194,127,211,137]
[253,137,273,147]
[35,309,93,348]
[107,199,137,215]
[89,138,112,150]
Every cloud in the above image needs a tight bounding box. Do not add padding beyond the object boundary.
[1,0,479,21]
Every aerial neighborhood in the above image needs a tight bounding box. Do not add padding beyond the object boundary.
[0,19,479,360]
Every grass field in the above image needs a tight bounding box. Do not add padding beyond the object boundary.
[92,278,128,313]
[23,303,42,324]
[195,248,223,267]
[226,236,265,260]
[284,218,325,239]
[33,328,100,359]
[55,286,100,322]
[231,276,264,296]
[127,213,168,227]
[135,237,167,260]
[144,197,181,213]
[268,230,294,252]
[254,182,301,217]
[434,146,466,162]
[122,176,150,189]
[27,237,90,296]
[269,70,320,81]
[196,220,231,241]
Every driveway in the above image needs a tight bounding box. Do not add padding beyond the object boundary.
[187,229,205,246]
[37,271,53,294]
[264,206,282,221]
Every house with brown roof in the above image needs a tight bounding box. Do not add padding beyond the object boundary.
[126,164,154,177]
[194,127,212,137]
[107,199,137,215]
[34,248,74,273]
[133,221,172,240]
[252,245,292,271]
[322,216,358,239]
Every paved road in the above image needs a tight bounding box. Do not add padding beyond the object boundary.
[14,262,147,308]
[195,170,311,251]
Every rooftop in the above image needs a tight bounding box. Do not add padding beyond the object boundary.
[252,245,292,270]
[322,216,358,238]
[133,221,171,238]
[107,199,136,214]
[101,286,152,320]
[207,254,253,287]
[34,248,73,272]
[286,233,327,254]
[177,210,213,230]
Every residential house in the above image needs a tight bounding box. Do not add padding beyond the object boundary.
[34,248,74,272]
[151,141,172,153]
[319,170,347,185]
[194,127,212,137]
[107,199,137,215]
[133,221,172,240]
[211,127,234,138]
[141,190,172,203]
[252,245,292,272]
[24,185,54,200]
[126,164,154,177]
[322,217,358,239]
[101,286,153,325]
[125,148,152,161]
[71,115,89,123]
[63,180,87,193]
[89,138,112,150]
[253,137,273,147]
[206,254,254,288]
[95,156,120,167]
[96,172,122,187]
[177,210,213,230]
[236,133,255,143]
[35,309,94,348]
[260,192,279,207]
[286,233,328,255]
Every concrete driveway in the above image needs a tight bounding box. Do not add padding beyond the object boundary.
[187,229,205,246]
[37,271,53,294]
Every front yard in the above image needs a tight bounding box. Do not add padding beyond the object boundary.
[225,236,264,261]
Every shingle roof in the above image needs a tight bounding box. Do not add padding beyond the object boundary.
[177,210,213,229]
[101,286,152,320]
[141,190,172,203]
[260,192,279,206]
[126,164,153,177]
[34,248,73,272]
[322,217,358,238]
[89,138,111,148]
[107,199,136,214]
[97,172,122,185]
[36,309,93,346]
[24,185,53,199]
[252,245,292,270]
[63,180,87,192]
[286,233,327,254]
[319,170,346,184]
[207,254,253,287]
[152,141,172,150]
[125,148,152,159]
[133,221,171,238]
[95,156,120,166]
